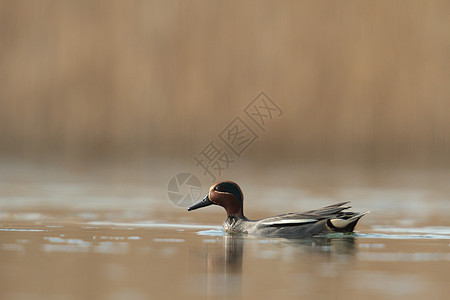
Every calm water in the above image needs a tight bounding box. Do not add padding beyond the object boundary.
[1,162,449,299]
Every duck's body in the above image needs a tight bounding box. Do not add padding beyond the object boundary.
[221,202,366,238]
[188,181,367,238]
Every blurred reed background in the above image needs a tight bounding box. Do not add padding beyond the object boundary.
[0,0,449,167]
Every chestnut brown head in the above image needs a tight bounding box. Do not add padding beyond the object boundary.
[187,181,244,217]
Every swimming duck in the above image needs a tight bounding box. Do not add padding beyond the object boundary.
[188,181,368,238]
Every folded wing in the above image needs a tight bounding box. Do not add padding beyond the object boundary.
[260,201,367,228]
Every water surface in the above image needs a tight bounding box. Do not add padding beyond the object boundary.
[0,162,449,299]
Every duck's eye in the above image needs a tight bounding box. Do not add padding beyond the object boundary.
[215,186,221,191]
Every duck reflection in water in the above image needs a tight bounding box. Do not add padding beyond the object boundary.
[204,235,244,297]
[202,233,356,297]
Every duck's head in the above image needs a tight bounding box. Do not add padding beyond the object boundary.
[188,181,244,217]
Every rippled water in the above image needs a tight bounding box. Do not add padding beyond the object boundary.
[0,162,449,299]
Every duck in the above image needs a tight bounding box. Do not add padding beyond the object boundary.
[188,181,368,238]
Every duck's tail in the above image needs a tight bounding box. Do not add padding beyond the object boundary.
[328,211,370,232]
